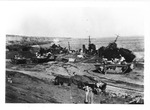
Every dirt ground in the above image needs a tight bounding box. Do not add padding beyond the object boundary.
[5,57,144,104]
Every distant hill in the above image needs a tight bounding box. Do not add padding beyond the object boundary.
[6,34,71,44]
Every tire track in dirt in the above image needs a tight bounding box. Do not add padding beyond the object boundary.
[85,69,143,95]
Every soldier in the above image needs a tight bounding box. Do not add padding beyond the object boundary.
[88,87,94,104]
[84,86,93,104]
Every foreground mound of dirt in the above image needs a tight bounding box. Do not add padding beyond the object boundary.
[6,71,143,104]
[6,71,72,103]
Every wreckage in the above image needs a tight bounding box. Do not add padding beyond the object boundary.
[32,53,57,63]
[96,35,136,74]
[10,43,69,64]
[11,50,57,64]
[54,74,107,94]
[11,54,27,64]
[98,35,135,62]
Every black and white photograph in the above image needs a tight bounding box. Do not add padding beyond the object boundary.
[1,1,149,106]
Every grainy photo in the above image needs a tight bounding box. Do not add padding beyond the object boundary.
[5,3,144,104]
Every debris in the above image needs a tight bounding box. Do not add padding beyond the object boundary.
[98,35,136,63]
[7,77,12,83]
[68,58,76,62]
[77,55,84,58]
[129,96,144,104]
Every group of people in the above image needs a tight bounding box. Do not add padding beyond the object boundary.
[14,54,25,59]
[35,52,51,59]
[83,81,106,104]
[102,55,126,65]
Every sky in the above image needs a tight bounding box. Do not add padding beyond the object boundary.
[4,2,145,38]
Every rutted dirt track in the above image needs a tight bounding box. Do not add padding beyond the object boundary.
[6,60,144,103]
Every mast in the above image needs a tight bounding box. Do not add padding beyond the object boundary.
[68,42,70,51]
[114,35,119,43]
[88,35,92,51]
[89,35,91,45]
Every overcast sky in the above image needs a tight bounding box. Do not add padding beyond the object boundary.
[4,2,144,38]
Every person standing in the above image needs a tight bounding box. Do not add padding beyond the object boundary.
[88,87,93,104]
[84,86,94,104]
[84,86,89,104]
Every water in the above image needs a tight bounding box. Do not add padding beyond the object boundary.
[58,36,144,52]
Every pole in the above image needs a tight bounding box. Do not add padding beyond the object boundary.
[68,42,70,51]
[88,36,91,51]
[89,36,91,45]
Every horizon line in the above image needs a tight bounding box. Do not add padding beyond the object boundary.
[6,34,144,39]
